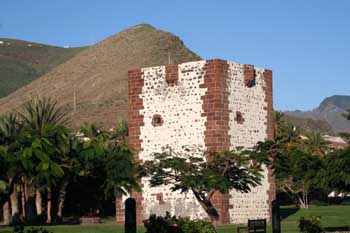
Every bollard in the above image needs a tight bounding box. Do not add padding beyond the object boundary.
[272,200,281,233]
[125,198,136,233]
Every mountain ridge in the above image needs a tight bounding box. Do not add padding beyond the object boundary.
[285,95,350,132]
[0,24,201,128]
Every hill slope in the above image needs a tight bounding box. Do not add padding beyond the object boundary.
[283,114,334,134]
[285,95,350,132]
[0,39,86,97]
[0,24,201,128]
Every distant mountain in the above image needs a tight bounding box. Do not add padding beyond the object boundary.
[0,24,201,128]
[0,39,86,98]
[283,114,334,134]
[285,95,350,132]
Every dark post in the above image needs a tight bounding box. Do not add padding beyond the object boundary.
[272,200,281,233]
[125,198,136,233]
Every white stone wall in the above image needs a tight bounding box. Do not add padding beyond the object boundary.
[138,61,208,220]
[226,61,270,223]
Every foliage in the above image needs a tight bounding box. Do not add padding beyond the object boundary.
[18,97,69,131]
[143,212,215,233]
[298,216,323,233]
[275,147,323,208]
[303,132,329,156]
[320,148,350,193]
[0,97,140,224]
[144,212,181,233]
[13,225,52,233]
[141,146,269,224]
[177,218,216,233]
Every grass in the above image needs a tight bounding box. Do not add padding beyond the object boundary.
[1,205,350,233]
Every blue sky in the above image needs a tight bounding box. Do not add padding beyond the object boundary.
[1,0,349,111]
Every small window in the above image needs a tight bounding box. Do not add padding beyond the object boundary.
[245,70,257,88]
[235,111,245,124]
[245,78,256,88]
[152,114,163,127]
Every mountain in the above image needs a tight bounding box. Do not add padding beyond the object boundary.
[0,39,86,98]
[283,114,334,134]
[285,95,350,132]
[0,24,201,128]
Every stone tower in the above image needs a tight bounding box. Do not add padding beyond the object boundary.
[116,59,275,225]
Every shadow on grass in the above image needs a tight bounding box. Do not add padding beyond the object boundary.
[280,207,299,220]
[324,226,350,232]
[0,226,12,233]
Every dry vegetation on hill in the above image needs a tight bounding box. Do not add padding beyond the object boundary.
[0,39,86,98]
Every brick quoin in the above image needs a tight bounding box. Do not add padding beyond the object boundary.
[200,59,231,224]
[116,68,145,225]
[263,69,276,222]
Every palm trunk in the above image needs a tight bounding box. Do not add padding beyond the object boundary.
[24,181,36,222]
[35,189,42,216]
[57,180,69,222]
[10,187,19,216]
[2,201,11,225]
[46,186,52,224]
[21,184,26,219]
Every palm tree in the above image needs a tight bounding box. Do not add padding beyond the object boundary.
[276,120,301,146]
[18,97,69,135]
[303,132,330,156]
[274,111,285,136]
[0,113,23,225]
[110,120,128,148]
[17,97,69,223]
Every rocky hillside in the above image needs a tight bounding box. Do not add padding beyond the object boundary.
[285,95,350,132]
[0,39,86,98]
[0,24,201,128]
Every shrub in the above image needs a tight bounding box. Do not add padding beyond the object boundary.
[178,218,216,233]
[341,198,350,205]
[12,225,52,233]
[143,212,181,233]
[144,212,215,233]
[298,216,323,233]
[309,200,328,206]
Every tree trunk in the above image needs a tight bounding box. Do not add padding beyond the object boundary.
[10,188,19,216]
[24,181,36,222]
[46,187,52,224]
[191,189,219,232]
[21,184,26,219]
[57,180,69,222]
[35,189,42,216]
[2,201,11,225]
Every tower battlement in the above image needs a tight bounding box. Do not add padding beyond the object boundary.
[119,59,275,225]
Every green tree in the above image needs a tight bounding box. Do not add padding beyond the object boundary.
[63,123,140,217]
[275,147,323,209]
[321,148,350,193]
[141,146,269,229]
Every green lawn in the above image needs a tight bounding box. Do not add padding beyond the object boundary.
[1,205,350,233]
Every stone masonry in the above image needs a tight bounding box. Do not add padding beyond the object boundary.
[116,59,275,225]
